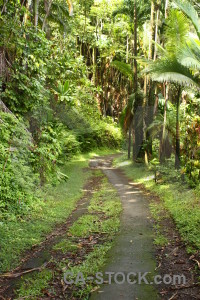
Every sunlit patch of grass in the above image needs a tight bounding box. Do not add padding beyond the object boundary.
[149,202,170,222]
[88,177,122,217]
[101,218,120,233]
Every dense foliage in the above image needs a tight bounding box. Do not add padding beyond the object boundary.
[0,0,200,220]
[0,0,123,219]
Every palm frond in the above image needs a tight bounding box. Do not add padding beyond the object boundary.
[112,7,131,18]
[165,9,189,54]
[173,0,200,39]
[120,93,135,131]
[145,58,199,86]
[148,111,176,141]
[178,40,200,70]
[152,41,167,56]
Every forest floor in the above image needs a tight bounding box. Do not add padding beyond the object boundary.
[0,154,199,299]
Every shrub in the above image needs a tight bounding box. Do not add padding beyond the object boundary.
[0,112,39,219]
[75,120,123,152]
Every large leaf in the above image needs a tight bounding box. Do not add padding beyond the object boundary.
[111,60,133,80]
[178,38,200,70]
[173,0,200,39]
[145,58,199,86]
[64,80,70,94]
[165,9,189,54]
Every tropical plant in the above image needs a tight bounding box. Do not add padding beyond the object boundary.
[145,3,200,168]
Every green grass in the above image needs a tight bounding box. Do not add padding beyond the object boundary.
[0,150,118,273]
[69,214,100,237]
[52,239,78,253]
[66,243,112,299]
[15,170,122,299]
[69,176,122,238]
[154,233,168,247]
[149,202,169,246]
[88,177,122,217]
[114,154,200,253]
[17,269,53,299]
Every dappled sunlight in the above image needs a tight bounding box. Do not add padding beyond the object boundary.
[118,161,132,167]
[128,199,138,203]
[125,190,142,195]
[128,181,140,185]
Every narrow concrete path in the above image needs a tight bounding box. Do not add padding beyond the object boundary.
[90,157,159,300]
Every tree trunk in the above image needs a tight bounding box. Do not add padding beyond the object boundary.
[66,0,73,16]
[42,0,53,32]
[143,75,148,165]
[126,35,129,63]
[160,84,169,162]
[92,47,96,85]
[146,1,156,159]
[133,1,137,93]
[165,0,169,19]
[33,0,39,29]
[149,1,155,60]
[154,8,160,61]
[133,0,138,161]
[128,121,132,159]
[175,87,181,169]
[1,0,8,14]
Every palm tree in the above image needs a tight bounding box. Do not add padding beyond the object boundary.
[148,97,176,159]
[42,0,73,33]
[113,0,150,160]
[145,4,200,168]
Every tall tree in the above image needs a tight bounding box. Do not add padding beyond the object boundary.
[33,0,39,29]
[145,6,200,168]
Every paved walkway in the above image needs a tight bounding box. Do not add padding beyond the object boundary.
[90,157,159,300]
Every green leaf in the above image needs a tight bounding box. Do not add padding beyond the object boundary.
[64,80,70,93]
[111,60,133,80]
[173,0,200,39]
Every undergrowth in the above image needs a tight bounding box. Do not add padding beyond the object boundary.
[0,150,118,273]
